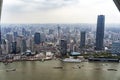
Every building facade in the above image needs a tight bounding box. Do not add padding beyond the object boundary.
[111,41,120,54]
[34,32,41,44]
[95,15,105,50]
[80,31,86,48]
[11,41,17,54]
[60,39,67,57]
[22,39,27,52]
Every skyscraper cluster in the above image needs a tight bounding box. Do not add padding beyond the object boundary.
[1,14,120,56]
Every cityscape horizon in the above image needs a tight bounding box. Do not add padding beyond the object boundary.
[0,0,120,80]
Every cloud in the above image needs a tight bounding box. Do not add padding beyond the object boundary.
[2,0,120,24]
[3,0,79,13]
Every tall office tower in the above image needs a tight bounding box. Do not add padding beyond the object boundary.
[30,37,34,52]
[6,33,14,53]
[60,39,67,57]
[58,26,61,38]
[13,32,18,41]
[40,33,46,43]
[95,15,105,50]
[22,28,26,37]
[11,41,17,54]
[21,39,26,52]
[34,32,41,44]
[16,35,23,53]
[34,32,41,54]
[80,31,86,48]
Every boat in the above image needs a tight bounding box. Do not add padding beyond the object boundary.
[72,65,81,69]
[62,58,81,63]
[53,67,63,69]
[107,69,117,71]
[6,68,16,72]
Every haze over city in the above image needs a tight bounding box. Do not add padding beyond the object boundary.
[1,0,120,80]
[1,0,120,24]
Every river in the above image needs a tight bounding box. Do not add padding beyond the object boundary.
[0,60,120,80]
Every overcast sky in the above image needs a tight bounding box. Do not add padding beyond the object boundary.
[1,0,120,24]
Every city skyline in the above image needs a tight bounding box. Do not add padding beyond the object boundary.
[1,1,120,80]
[1,0,120,24]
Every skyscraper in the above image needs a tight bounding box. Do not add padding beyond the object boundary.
[80,31,86,48]
[60,39,67,57]
[16,35,23,53]
[34,32,41,44]
[111,41,120,54]
[6,33,14,53]
[13,32,18,41]
[95,15,105,50]
[22,39,27,52]
[22,28,26,37]
[11,41,17,54]
[57,26,61,38]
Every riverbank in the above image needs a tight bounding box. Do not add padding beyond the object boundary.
[0,60,120,80]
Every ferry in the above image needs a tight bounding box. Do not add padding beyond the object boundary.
[107,69,117,71]
[62,58,81,63]
[6,68,16,72]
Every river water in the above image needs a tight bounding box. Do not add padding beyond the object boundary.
[0,60,120,80]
